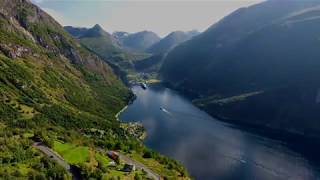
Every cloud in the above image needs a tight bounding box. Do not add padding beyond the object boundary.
[42,8,66,25]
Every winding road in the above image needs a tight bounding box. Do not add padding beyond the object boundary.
[33,142,82,180]
[33,142,70,170]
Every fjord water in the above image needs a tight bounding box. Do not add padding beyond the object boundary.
[120,84,320,180]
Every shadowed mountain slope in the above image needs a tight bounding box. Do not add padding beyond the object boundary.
[161,0,320,138]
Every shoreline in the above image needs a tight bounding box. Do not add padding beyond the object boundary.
[116,87,147,141]
[117,104,147,141]
[115,105,128,121]
[115,91,136,121]
[161,81,320,141]
[205,111,320,144]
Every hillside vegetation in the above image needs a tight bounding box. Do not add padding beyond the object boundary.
[0,0,189,179]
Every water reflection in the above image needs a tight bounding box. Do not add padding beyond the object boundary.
[119,84,320,180]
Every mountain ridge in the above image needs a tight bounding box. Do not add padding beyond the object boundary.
[161,0,320,138]
[64,24,150,75]
[147,30,199,55]
[115,30,161,52]
[134,30,199,72]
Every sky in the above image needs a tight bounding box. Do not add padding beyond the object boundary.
[31,0,263,37]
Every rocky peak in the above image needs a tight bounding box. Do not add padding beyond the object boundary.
[81,24,109,38]
[92,24,103,30]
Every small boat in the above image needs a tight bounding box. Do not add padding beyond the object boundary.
[160,107,168,113]
[160,107,171,115]
[140,83,147,89]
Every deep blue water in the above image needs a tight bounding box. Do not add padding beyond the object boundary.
[119,84,320,180]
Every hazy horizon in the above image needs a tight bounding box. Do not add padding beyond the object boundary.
[31,0,262,37]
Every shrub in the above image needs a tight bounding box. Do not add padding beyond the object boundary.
[142,150,153,159]
[134,173,142,180]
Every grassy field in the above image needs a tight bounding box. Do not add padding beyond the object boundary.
[53,141,89,164]
[127,72,161,84]
[53,142,148,179]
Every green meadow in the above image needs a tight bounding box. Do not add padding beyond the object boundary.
[53,141,89,164]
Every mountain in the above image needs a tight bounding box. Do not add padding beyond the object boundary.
[82,24,111,37]
[147,30,199,55]
[0,0,188,179]
[79,24,123,55]
[65,25,149,77]
[134,30,199,72]
[65,24,122,56]
[114,30,161,52]
[65,25,133,83]
[161,0,320,138]
[63,26,89,38]
[112,31,130,41]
